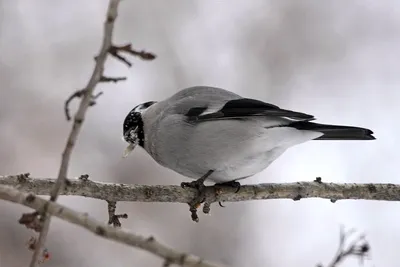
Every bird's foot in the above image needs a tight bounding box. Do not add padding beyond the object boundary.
[182,180,207,222]
[214,180,241,208]
[181,179,206,191]
[181,170,213,222]
[215,180,241,193]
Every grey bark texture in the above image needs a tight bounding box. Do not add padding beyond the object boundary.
[1,175,398,203]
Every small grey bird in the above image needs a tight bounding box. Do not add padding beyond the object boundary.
[122,86,375,189]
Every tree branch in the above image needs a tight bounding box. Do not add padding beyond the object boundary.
[108,44,156,67]
[30,0,122,266]
[0,185,220,267]
[2,175,399,203]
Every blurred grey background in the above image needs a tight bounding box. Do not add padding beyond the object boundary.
[0,1,399,266]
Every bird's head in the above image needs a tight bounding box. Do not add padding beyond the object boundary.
[122,101,157,158]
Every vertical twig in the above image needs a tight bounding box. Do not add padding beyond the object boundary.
[29,0,122,266]
[318,226,370,267]
[107,200,128,227]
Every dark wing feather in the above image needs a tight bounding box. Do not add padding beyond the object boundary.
[186,98,315,122]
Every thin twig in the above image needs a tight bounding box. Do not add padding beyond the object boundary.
[64,89,85,121]
[108,44,156,67]
[318,227,370,267]
[100,75,127,83]
[89,91,104,107]
[65,90,105,120]
[107,200,128,227]
[29,1,122,266]
[0,185,220,267]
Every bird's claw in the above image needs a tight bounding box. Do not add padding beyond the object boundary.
[214,181,241,209]
[188,192,206,222]
[215,180,241,193]
[182,171,214,222]
[189,204,201,222]
[182,180,207,222]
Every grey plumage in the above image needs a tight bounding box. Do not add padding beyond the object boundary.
[123,86,375,183]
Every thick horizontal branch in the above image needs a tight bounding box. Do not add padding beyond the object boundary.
[1,175,399,203]
[0,185,220,267]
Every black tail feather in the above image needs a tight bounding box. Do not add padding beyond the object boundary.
[289,121,376,140]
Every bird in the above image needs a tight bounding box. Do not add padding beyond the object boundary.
[122,86,375,190]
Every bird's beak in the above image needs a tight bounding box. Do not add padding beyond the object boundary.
[123,142,136,158]
[122,127,139,158]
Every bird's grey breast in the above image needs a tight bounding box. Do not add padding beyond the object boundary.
[144,108,285,181]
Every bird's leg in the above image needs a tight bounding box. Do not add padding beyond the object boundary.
[181,170,214,190]
[181,170,214,222]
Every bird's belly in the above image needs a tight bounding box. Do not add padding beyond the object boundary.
[208,148,286,183]
[173,146,286,183]
[151,119,316,183]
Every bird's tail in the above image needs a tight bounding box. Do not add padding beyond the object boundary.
[289,121,376,140]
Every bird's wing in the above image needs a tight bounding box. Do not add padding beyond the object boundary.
[167,86,242,103]
[184,97,315,123]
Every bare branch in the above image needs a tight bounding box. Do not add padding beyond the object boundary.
[0,185,221,267]
[317,227,370,267]
[64,89,85,121]
[2,174,400,202]
[31,0,122,266]
[108,43,156,67]
[64,89,105,120]
[114,44,156,60]
[6,174,398,222]
[100,75,127,83]
[89,91,104,106]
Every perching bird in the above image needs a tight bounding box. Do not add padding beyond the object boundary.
[122,86,375,189]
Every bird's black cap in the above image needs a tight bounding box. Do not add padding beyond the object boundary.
[123,101,156,147]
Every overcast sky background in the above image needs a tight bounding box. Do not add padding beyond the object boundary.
[1,1,399,266]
